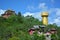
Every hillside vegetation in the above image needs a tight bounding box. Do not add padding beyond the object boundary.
[0,11,60,40]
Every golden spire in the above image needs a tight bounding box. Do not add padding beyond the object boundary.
[41,12,48,25]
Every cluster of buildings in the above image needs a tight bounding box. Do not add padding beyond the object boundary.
[28,12,57,40]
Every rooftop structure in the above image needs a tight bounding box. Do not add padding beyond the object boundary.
[2,10,15,18]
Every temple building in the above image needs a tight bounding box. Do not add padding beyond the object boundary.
[2,10,16,18]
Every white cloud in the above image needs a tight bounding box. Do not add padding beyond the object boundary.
[48,8,60,26]
[55,8,60,16]
[23,12,42,21]
[50,17,60,26]
[27,3,48,11]
[39,3,46,9]
[54,18,60,23]
[32,12,42,21]
[23,12,34,17]
[0,9,6,16]
[27,6,35,11]
[48,8,60,15]
[50,18,60,24]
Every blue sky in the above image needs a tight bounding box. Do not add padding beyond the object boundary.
[0,0,60,26]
